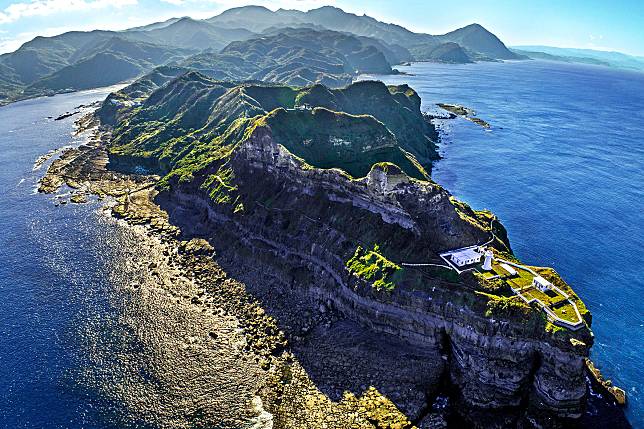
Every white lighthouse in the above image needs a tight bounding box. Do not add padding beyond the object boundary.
[482,249,494,271]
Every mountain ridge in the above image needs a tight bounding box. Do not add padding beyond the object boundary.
[0,5,520,105]
[512,45,644,71]
[207,6,520,61]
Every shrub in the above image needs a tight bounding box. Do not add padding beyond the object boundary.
[346,245,402,292]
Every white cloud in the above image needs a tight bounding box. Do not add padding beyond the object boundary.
[0,0,137,25]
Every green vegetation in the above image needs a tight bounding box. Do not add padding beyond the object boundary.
[475,273,513,296]
[201,166,238,206]
[346,245,403,292]
[484,295,534,321]
[536,267,590,322]
[449,197,498,232]
[480,258,584,325]
[99,75,438,189]
[294,80,439,169]
[0,35,192,104]
[409,42,472,64]
[0,5,522,105]
[180,28,394,89]
[265,107,427,179]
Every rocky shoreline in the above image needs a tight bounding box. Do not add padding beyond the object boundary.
[39,116,437,428]
[37,109,631,428]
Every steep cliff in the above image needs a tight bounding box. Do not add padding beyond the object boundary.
[155,122,591,424]
[96,75,594,427]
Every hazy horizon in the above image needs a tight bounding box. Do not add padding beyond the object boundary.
[0,0,643,56]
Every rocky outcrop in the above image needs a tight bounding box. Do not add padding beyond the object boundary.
[149,124,592,426]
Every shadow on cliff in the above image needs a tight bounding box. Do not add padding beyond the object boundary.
[159,194,448,421]
[158,193,632,429]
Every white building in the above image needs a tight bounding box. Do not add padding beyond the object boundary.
[482,249,494,271]
[533,276,552,292]
[499,263,517,277]
[450,248,482,267]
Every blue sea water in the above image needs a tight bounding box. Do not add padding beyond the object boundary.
[371,60,644,426]
[0,60,641,428]
[0,88,154,428]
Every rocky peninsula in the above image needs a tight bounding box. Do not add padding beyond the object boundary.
[38,74,627,428]
[437,103,491,128]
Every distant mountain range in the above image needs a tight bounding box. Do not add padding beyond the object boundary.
[179,27,398,88]
[512,46,644,72]
[0,5,522,105]
[207,6,519,61]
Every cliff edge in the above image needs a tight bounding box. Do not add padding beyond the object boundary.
[88,73,597,427]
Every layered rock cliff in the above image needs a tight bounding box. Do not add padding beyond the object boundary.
[94,73,595,427]
[152,122,591,425]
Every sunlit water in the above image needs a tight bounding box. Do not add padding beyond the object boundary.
[1,60,642,427]
[0,88,266,429]
[366,60,644,426]
[0,88,156,428]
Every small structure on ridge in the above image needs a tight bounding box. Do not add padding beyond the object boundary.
[450,248,482,267]
[482,249,494,271]
[499,262,517,277]
[533,275,553,292]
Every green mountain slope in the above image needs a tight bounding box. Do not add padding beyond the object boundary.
[0,33,193,104]
[0,5,521,105]
[435,24,519,60]
[207,5,520,62]
[408,42,473,64]
[24,52,143,95]
[0,18,254,105]
[98,74,437,182]
[263,107,427,179]
[294,80,438,167]
[176,28,395,88]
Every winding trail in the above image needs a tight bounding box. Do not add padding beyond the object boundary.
[400,218,497,270]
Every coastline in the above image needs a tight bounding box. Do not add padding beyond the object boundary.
[0,81,134,110]
[33,100,632,427]
[38,115,430,427]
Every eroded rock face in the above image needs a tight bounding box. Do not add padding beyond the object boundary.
[152,125,591,426]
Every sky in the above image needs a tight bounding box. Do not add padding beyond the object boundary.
[0,0,643,56]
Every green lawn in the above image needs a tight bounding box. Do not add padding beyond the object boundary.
[506,268,535,289]
[551,303,580,323]
[491,261,581,324]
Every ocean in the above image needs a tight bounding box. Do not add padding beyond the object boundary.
[0,59,641,427]
[0,87,157,428]
[366,60,644,426]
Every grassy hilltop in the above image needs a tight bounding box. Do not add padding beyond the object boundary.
[100,74,438,184]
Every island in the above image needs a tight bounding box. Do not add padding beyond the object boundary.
[35,69,628,428]
[437,103,491,128]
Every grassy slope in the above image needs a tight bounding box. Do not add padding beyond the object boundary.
[100,72,591,342]
[101,74,434,183]
[265,107,427,180]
